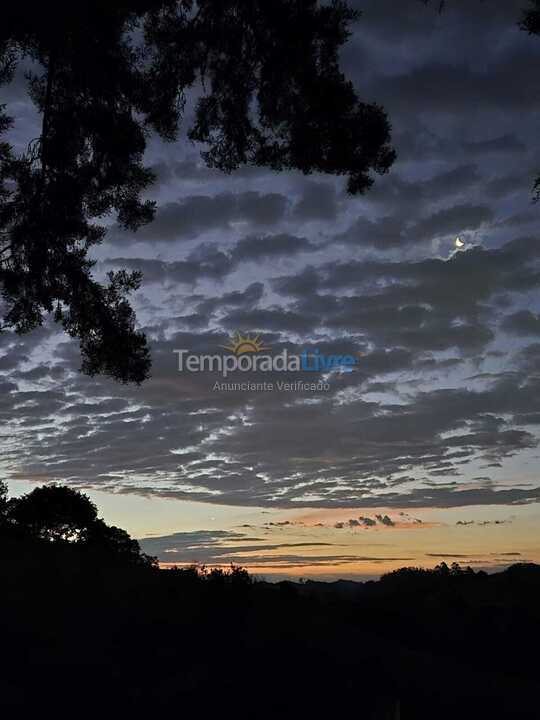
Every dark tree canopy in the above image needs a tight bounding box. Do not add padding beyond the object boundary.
[521,0,540,197]
[2,482,155,565]
[82,517,152,566]
[0,1,395,382]
[8,484,98,541]
[0,480,7,518]
[523,0,540,33]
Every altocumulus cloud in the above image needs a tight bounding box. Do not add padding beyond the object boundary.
[2,0,540,516]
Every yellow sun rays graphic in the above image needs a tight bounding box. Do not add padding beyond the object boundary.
[220,332,271,355]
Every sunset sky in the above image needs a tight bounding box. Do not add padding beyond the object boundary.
[2,0,540,579]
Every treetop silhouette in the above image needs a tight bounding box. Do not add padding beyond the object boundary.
[1,483,156,566]
[7,484,98,541]
[0,1,395,382]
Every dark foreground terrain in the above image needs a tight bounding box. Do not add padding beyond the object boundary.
[1,541,539,719]
[0,485,538,719]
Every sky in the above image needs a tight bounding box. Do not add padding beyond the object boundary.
[2,0,540,580]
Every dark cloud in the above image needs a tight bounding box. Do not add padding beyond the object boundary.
[232,234,316,262]
[365,51,540,115]
[410,204,493,242]
[105,246,236,284]
[272,237,540,358]
[112,191,289,244]
[463,134,526,155]
[139,529,348,565]
[501,310,540,336]
[149,155,270,186]
[220,308,317,335]
[292,181,338,222]
[195,282,265,316]
[426,553,478,559]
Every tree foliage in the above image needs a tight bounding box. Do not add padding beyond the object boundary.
[83,517,155,566]
[521,1,540,198]
[0,480,7,524]
[7,484,98,541]
[522,0,540,35]
[2,482,155,566]
[0,1,395,382]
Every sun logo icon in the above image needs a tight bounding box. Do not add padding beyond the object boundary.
[220,332,270,355]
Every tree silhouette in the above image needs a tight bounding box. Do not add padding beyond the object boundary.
[8,484,98,541]
[0,1,395,382]
[3,482,156,567]
[521,1,540,198]
[523,0,540,34]
[0,480,7,529]
[82,517,156,567]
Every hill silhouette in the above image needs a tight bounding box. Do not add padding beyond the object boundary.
[0,483,538,718]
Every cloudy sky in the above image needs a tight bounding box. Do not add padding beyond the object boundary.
[2,0,540,579]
